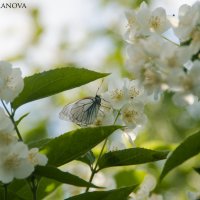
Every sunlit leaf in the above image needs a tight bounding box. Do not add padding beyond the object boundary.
[41,126,121,166]
[160,130,200,181]
[98,148,168,170]
[28,138,52,149]
[12,67,109,109]
[65,185,137,200]
[35,165,100,188]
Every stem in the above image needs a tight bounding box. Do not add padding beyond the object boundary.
[3,184,8,200]
[85,138,108,192]
[28,175,38,200]
[85,109,121,192]
[32,183,37,200]
[1,100,23,141]
[161,35,180,46]
[113,109,121,125]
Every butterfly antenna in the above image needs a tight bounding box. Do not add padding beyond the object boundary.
[96,79,104,95]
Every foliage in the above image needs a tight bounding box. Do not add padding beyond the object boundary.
[0,1,200,200]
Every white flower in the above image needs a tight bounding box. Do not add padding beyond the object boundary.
[0,107,17,147]
[0,133,17,148]
[160,44,190,70]
[187,61,200,98]
[126,33,194,99]
[101,78,147,149]
[170,61,200,106]
[130,175,162,200]
[125,3,150,41]
[0,142,34,183]
[28,148,48,166]
[108,129,126,151]
[102,78,128,110]
[121,102,147,128]
[175,61,200,100]
[186,98,200,120]
[93,111,114,126]
[125,79,146,103]
[125,2,170,41]
[159,44,191,92]
[137,174,156,197]
[174,2,200,54]
[0,107,14,133]
[126,42,148,72]
[149,7,170,34]
[108,127,140,150]
[92,171,115,190]
[103,77,146,110]
[123,127,139,146]
[0,61,24,102]
[126,35,167,98]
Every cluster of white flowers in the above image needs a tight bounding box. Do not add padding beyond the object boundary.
[125,2,170,40]
[174,2,200,54]
[92,0,200,151]
[0,61,48,184]
[0,61,24,102]
[125,1,200,105]
[0,107,48,184]
[130,175,163,200]
[93,77,147,150]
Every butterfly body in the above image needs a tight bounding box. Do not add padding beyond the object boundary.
[59,95,101,126]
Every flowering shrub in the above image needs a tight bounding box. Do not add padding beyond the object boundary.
[0,1,200,200]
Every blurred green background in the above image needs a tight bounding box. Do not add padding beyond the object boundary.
[1,0,199,199]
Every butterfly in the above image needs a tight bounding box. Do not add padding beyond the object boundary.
[59,95,102,126]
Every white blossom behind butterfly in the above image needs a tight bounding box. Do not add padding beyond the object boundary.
[59,95,101,126]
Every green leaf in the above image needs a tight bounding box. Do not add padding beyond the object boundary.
[14,178,60,200]
[65,185,137,200]
[77,151,96,166]
[4,178,61,200]
[12,67,109,109]
[28,138,52,149]
[35,165,99,188]
[1,180,28,200]
[160,131,200,181]
[0,180,28,200]
[0,186,25,200]
[16,113,29,125]
[98,148,168,170]
[41,126,120,166]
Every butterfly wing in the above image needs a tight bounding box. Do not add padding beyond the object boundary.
[59,102,74,121]
[69,98,96,125]
[59,97,101,126]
